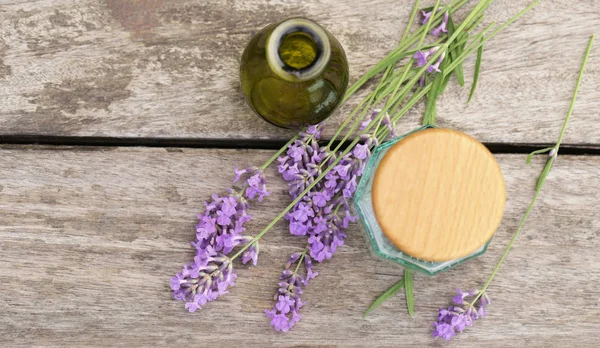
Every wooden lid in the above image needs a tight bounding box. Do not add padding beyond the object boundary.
[371,128,506,262]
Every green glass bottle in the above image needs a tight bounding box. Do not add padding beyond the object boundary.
[240,18,349,129]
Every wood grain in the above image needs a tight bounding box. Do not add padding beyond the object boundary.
[372,128,506,261]
[0,0,598,144]
[0,146,599,347]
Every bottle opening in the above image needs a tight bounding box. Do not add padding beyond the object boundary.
[278,31,320,71]
[266,18,331,81]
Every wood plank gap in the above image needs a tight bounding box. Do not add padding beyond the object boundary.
[0,135,599,155]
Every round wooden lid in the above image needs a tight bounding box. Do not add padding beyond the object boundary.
[371,128,506,262]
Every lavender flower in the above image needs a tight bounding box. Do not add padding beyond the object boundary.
[432,12,449,36]
[234,166,271,202]
[421,10,432,25]
[427,51,445,73]
[280,130,376,262]
[265,252,317,332]
[414,47,445,74]
[433,288,491,340]
[414,50,431,67]
[360,109,380,131]
[172,252,237,312]
[269,123,379,331]
[171,167,268,311]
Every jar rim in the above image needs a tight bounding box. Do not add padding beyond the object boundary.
[266,18,331,82]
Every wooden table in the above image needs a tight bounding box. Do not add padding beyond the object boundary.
[0,0,598,347]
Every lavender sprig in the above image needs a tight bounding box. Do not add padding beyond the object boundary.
[267,123,375,330]
[266,0,542,331]
[265,250,317,332]
[433,289,490,340]
[169,0,543,332]
[170,167,269,311]
[433,35,594,341]
[278,124,375,262]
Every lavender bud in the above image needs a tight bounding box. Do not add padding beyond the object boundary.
[203,264,218,273]
[280,270,293,279]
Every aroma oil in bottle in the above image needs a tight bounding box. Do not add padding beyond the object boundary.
[240,18,349,129]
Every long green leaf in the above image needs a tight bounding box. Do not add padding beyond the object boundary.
[404,270,414,317]
[536,157,555,191]
[467,41,484,102]
[526,147,553,164]
[439,49,453,94]
[363,277,405,319]
[424,84,437,125]
[423,54,450,125]
[447,14,465,86]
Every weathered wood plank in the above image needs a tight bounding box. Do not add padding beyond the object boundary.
[0,0,598,143]
[0,146,599,346]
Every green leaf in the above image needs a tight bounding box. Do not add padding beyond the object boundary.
[363,277,405,319]
[424,86,437,125]
[467,42,484,103]
[526,147,554,164]
[536,157,555,191]
[439,51,453,94]
[423,53,450,126]
[447,14,465,86]
[404,269,414,317]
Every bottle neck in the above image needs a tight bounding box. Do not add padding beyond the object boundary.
[266,18,331,82]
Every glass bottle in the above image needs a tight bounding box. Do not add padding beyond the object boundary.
[240,18,349,129]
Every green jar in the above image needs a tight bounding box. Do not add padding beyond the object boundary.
[240,18,349,129]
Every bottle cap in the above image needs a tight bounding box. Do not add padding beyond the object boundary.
[371,128,506,262]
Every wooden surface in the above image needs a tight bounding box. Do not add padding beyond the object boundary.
[0,0,600,347]
[0,0,598,143]
[372,128,506,262]
[0,148,599,347]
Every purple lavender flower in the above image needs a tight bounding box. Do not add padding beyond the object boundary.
[432,12,449,36]
[381,114,396,138]
[426,52,445,73]
[171,252,238,312]
[453,290,466,304]
[360,109,381,131]
[265,252,315,332]
[171,166,268,311]
[421,10,432,25]
[240,240,259,266]
[245,171,271,202]
[272,122,383,331]
[433,289,490,340]
[278,124,377,265]
[433,321,455,340]
[414,50,430,66]
[292,202,315,223]
[233,167,271,202]
[353,143,370,160]
[414,47,445,74]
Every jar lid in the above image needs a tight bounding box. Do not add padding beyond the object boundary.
[371,128,506,262]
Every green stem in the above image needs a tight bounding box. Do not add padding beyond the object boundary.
[232,0,543,263]
[329,0,422,149]
[294,249,308,274]
[443,0,542,76]
[343,0,469,99]
[401,0,422,43]
[471,34,594,306]
[554,35,595,151]
[329,0,491,149]
[326,90,377,149]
